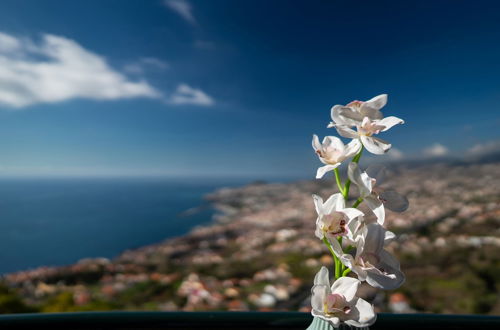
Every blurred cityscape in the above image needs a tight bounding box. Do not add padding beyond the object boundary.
[1,161,499,314]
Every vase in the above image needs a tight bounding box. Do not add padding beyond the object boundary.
[306,316,369,330]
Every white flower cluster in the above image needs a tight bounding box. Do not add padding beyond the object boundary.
[310,94,408,328]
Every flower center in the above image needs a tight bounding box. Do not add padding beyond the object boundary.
[357,117,384,136]
[347,100,364,109]
[359,252,380,268]
[322,214,347,237]
[323,293,350,316]
[323,146,343,163]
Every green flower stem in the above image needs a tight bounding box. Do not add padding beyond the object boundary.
[324,146,364,280]
[335,256,341,279]
[322,237,340,279]
[332,146,364,278]
[352,197,363,208]
[333,168,345,195]
[342,146,364,200]
[335,237,343,279]
[337,237,349,275]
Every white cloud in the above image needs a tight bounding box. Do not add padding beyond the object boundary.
[0,32,21,52]
[164,0,197,25]
[465,140,500,157]
[124,57,169,74]
[0,32,160,108]
[386,148,404,160]
[423,143,449,157]
[170,83,214,106]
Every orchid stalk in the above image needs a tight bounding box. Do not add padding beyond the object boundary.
[310,94,408,329]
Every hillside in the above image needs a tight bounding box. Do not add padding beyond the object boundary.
[2,162,500,314]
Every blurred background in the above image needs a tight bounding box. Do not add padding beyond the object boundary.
[0,0,499,314]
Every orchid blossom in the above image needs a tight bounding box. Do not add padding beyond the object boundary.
[311,266,376,328]
[308,93,408,328]
[312,193,364,244]
[340,224,405,290]
[312,135,361,179]
[328,94,404,155]
[348,162,409,225]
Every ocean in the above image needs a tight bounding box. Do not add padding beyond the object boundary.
[0,177,250,275]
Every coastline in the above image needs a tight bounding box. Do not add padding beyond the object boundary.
[2,162,500,314]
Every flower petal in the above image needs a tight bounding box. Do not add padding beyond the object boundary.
[354,231,366,258]
[364,94,387,111]
[337,107,365,123]
[323,135,345,152]
[315,217,324,240]
[314,266,331,286]
[312,134,322,152]
[346,216,364,242]
[357,94,386,121]
[380,249,401,270]
[312,194,324,215]
[342,207,364,221]
[384,230,396,245]
[360,135,391,155]
[365,163,387,186]
[366,265,405,290]
[341,253,367,282]
[324,193,344,213]
[364,194,385,225]
[345,298,377,328]
[331,105,355,126]
[311,284,329,312]
[330,277,360,302]
[347,163,372,198]
[334,125,359,139]
[316,164,340,179]
[363,223,385,256]
[377,116,404,132]
[344,139,362,158]
[329,316,340,327]
[311,309,340,328]
[329,236,344,258]
[379,190,409,212]
[332,105,363,126]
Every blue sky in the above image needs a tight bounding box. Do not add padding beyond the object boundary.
[0,0,499,178]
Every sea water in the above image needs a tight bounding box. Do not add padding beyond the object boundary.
[0,176,249,274]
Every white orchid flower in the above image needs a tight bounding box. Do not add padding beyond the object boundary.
[311,266,376,328]
[312,135,361,179]
[348,163,409,225]
[328,94,404,155]
[313,193,364,244]
[340,223,405,290]
[330,94,387,127]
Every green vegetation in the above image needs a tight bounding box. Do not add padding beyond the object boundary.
[0,284,38,314]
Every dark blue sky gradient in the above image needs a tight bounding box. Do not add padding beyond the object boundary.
[0,0,499,178]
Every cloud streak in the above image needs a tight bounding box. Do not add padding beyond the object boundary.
[124,57,169,74]
[423,143,449,157]
[0,32,160,108]
[170,83,214,106]
[466,140,500,158]
[164,0,197,25]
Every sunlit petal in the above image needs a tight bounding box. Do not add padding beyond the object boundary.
[360,135,391,155]
[316,164,340,179]
[364,194,385,225]
[330,277,360,302]
[334,125,359,139]
[377,116,404,132]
